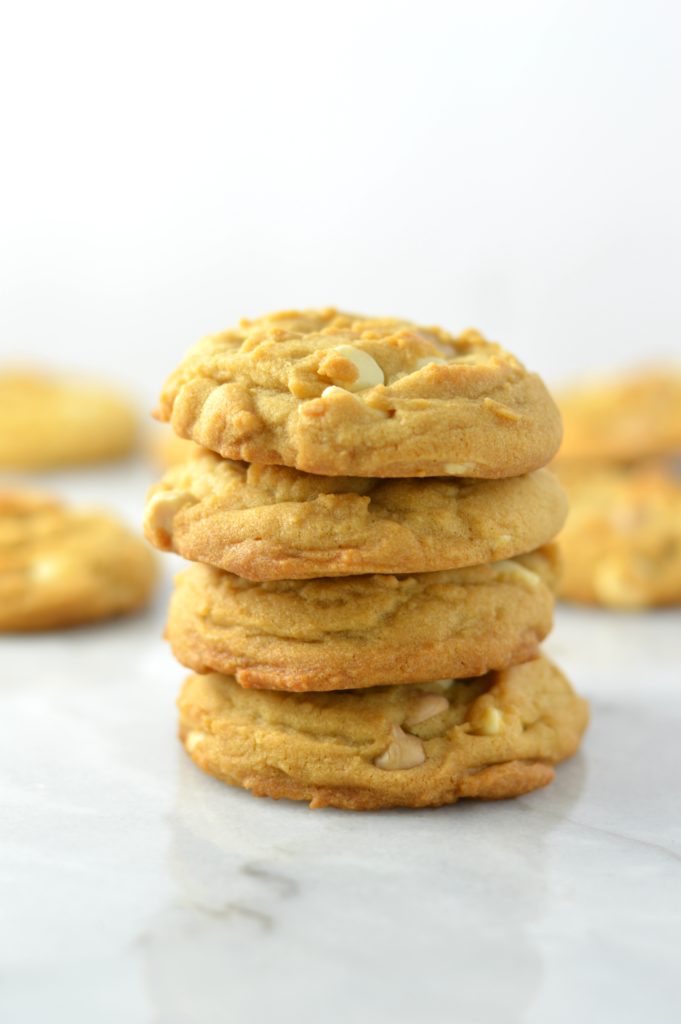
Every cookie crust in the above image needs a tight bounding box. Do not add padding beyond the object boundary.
[177,656,588,810]
[0,491,156,630]
[144,453,567,579]
[155,309,562,478]
[166,547,559,690]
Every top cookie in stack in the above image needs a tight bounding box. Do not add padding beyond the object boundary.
[146,309,587,810]
[154,308,562,478]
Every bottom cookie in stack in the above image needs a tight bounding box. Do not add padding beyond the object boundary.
[177,655,588,810]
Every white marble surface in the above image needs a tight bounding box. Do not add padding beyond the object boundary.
[1,460,681,1024]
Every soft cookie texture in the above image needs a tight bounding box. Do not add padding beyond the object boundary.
[557,368,681,463]
[145,453,568,579]
[155,309,562,478]
[177,655,588,810]
[0,492,157,630]
[555,461,681,607]
[0,370,137,469]
[166,546,559,690]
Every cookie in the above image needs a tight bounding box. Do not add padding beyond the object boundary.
[555,461,681,607]
[557,369,681,463]
[166,546,558,690]
[155,308,562,478]
[0,370,137,469]
[145,453,567,579]
[177,655,588,810]
[0,491,157,630]
[151,427,204,469]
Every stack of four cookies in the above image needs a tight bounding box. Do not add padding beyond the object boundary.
[145,310,587,810]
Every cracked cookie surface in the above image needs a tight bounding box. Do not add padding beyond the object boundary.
[177,655,588,810]
[145,452,567,579]
[166,546,559,690]
[0,371,137,469]
[155,309,562,478]
[556,461,681,607]
[0,491,157,630]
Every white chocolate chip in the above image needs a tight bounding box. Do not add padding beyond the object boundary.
[31,559,62,582]
[374,725,426,770]
[609,506,648,531]
[414,355,447,369]
[473,707,504,736]
[491,560,540,588]
[320,385,350,399]
[145,489,195,537]
[185,730,208,752]
[443,463,477,475]
[328,345,384,392]
[593,561,647,609]
[404,694,449,727]
[430,675,456,692]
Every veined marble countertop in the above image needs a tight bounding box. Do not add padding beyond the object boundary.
[1,461,680,1024]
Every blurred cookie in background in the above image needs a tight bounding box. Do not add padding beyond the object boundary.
[556,368,681,464]
[0,491,157,630]
[0,369,138,469]
[555,460,681,609]
[150,426,203,469]
[554,366,681,608]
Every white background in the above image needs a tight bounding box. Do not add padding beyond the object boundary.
[2,0,680,406]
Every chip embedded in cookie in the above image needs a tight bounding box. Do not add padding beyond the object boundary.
[0,370,138,469]
[144,453,568,579]
[177,655,588,810]
[155,309,563,478]
[0,492,157,630]
[555,461,681,608]
[166,546,559,690]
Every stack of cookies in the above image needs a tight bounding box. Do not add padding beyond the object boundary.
[145,309,588,810]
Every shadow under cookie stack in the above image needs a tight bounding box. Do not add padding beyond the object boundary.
[145,309,588,811]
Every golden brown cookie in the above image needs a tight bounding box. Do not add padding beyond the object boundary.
[155,309,562,478]
[145,452,567,579]
[0,491,157,630]
[0,370,137,469]
[150,427,204,469]
[557,368,681,463]
[166,546,559,690]
[555,461,681,608]
[177,655,588,810]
